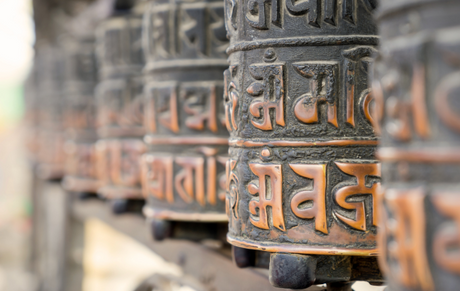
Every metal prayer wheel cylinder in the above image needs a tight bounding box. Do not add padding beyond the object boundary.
[61,37,100,194]
[375,1,460,290]
[35,45,66,180]
[140,0,229,232]
[95,4,147,205]
[224,0,381,287]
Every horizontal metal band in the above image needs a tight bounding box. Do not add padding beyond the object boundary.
[229,139,379,147]
[377,147,460,163]
[98,186,144,200]
[227,235,378,256]
[143,206,228,222]
[97,127,145,139]
[144,135,229,145]
[62,176,101,193]
[144,59,229,73]
[227,35,379,54]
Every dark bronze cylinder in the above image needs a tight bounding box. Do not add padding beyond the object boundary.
[35,45,66,180]
[95,4,147,202]
[375,1,460,291]
[61,37,100,193]
[140,0,229,223]
[223,0,381,287]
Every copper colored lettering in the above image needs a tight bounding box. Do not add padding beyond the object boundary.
[293,62,338,127]
[435,71,460,133]
[247,63,285,130]
[224,65,239,131]
[432,192,460,275]
[175,157,205,205]
[147,86,179,133]
[289,164,327,234]
[342,46,377,128]
[247,163,285,231]
[142,155,174,203]
[226,158,239,219]
[182,84,219,132]
[386,64,430,141]
[379,188,434,291]
[334,162,380,231]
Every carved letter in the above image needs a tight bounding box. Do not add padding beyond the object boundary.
[247,163,285,231]
[224,65,239,132]
[247,63,285,130]
[225,158,239,219]
[334,162,380,231]
[290,164,327,234]
[385,63,430,141]
[181,84,221,133]
[109,140,146,187]
[435,71,460,133]
[285,0,319,27]
[432,192,460,275]
[141,154,174,203]
[379,188,434,291]
[342,46,378,127]
[147,85,179,133]
[175,157,205,205]
[246,0,281,29]
[293,62,338,127]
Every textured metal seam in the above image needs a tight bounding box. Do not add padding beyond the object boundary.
[227,35,380,54]
[229,139,379,147]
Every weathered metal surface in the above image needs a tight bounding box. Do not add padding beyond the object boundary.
[375,1,460,291]
[35,45,67,180]
[140,0,229,224]
[223,0,382,287]
[95,3,146,203]
[225,0,379,255]
[61,37,100,194]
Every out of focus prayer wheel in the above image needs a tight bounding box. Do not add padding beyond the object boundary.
[95,2,147,213]
[223,0,382,288]
[61,37,100,194]
[375,1,460,290]
[35,45,66,180]
[140,0,229,240]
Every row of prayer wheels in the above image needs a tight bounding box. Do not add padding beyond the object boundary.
[24,0,460,290]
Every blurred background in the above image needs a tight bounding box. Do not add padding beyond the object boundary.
[0,2,182,291]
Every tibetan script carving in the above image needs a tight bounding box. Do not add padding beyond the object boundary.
[247,63,285,130]
[248,163,285,231]
[141,149,227,206]
[293,62,338,127]
[290,164,327,234]
[379,188,434,291]
[334,162,380,231]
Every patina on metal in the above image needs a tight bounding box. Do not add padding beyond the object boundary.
[140,0,229,239]
[95,1,147,211]
[61,36,100,194]
[223,0,381,288]
[35,44,67,180]
[375,1,460,290]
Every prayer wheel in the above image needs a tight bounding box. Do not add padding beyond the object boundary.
[140,0,229,240]
[375,1,460,290]
[35,45,66,180]
[224,0,382,288]
[61,37,100,194]
[95,2,147,213]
